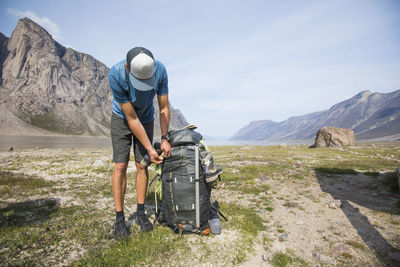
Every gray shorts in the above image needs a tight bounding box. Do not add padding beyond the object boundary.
[110,113,154,163]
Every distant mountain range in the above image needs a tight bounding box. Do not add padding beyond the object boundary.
[0,18,188,136]
[231,89,400,141]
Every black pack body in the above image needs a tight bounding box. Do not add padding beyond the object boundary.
[158,129,211,233]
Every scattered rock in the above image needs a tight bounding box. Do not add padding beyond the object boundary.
[314,245,324,252]
[231,168,239,174]
[8,146,13,152]
[310,127,355,148]
[279,144,287,148]
[270,242,287,253]
[93,159,108,167]
[323,235,332,242]
[313,252,337,265]
[0,247,9,254]
[37,161,51,166]
[328,199,342,209]
[278,233,289,241]
[331,242,355,256]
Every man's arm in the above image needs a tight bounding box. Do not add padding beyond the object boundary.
[119,102,162,164]
[157,94,171,157]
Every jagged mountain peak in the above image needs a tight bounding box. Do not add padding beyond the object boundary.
[356,90,372,97]
[0,17,112,135]
[0,17,188,136]
[328,90,372,113]
[353,90,372,104]
[13,17,52,39]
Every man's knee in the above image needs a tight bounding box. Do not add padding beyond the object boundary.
[135,162,148,175]
[113,163,128,174]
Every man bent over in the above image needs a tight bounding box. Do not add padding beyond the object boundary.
[108,47,171,239]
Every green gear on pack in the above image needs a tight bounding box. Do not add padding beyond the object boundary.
[153,127,223,234]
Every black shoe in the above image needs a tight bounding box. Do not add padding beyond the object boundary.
[136,212,154,232]
[114,220,129,240]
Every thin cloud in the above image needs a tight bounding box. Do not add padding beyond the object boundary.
[7,8,62,41]
[168,1,400,136]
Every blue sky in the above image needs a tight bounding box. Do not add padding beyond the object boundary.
[1,0,400,137]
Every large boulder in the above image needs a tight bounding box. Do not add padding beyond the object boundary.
[310,127,355,148]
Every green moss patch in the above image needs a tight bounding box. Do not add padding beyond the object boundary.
[270,251,308,267]
[315,167,358,175]
[0,171,54,195]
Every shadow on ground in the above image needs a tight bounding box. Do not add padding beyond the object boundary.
[0,198,60,227]
[315,168,400,266]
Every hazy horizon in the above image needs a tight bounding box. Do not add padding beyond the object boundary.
[1,0,399,137]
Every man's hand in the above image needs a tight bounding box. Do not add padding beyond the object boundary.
[148,147,163,164]
[161,139,171,158]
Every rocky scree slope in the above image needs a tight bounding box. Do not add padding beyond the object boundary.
[231,90,400,141]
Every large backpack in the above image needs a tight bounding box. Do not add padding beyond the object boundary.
[154,128,222,234]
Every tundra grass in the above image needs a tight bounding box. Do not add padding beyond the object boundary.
[76,227,184,266]
[315,167,358,175]
[1,143,399,266]
[346,240,366,250]
[76,202,266,266]
[271,251,309,267]
[0,170,54,195]
[0,205,112,266]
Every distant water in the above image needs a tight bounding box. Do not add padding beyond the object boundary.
[203,138,313,146]
[0,135,312,150]
[0,135,111,150]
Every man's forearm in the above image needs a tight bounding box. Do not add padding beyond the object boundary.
[158,94,170,136]
[120,102,152,151]
[160,108,170,136]
[157,94,172,157]
[126,118,152,150]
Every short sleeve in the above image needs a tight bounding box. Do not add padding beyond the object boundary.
[157,65,169,96]
[108,66,132,103]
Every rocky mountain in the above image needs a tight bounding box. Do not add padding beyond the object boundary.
[231,90,400,141]
[0,18,188,136]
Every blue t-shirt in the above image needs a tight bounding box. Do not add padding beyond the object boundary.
[108,59,168,123]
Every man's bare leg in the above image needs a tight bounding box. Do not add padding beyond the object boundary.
[135,162,149,204]
[112,162,129,239]
[112,163,128,211]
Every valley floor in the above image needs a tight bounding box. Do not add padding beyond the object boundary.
[0,143,399,266]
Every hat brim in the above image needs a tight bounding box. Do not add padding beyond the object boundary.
[129,72,155,91]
